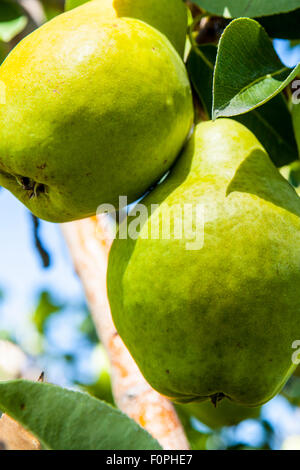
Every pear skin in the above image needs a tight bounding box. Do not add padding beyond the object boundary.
[0,5,193,222]
[108,119,300,407]
[65,0,188,57]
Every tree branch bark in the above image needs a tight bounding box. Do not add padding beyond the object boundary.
[61,216,189,450]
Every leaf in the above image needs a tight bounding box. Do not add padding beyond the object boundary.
[0,1,27,42]
[78,345,114,405]
[0,41,8,65]
[65,0,89,11]
[40,0,64,20]
[234,95,298,166]
[192,0,300,18]
[187,45,215,118]
[79,308,99,344]
[0,380,162,450]
[32,291,62,334]
[290,40,300,47]
[289,161,300,187]
[258,9,300,39]
[175,405,210,450]
[212,18,300,119]
[187,43,298,166]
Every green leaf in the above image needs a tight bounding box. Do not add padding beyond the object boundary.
[65,0,89,11]
[0,41,8,64]
[258,9,300,39]
[187,43,298,166]
[282,375,300,405]
[213,18,300,119]
[289,161,300,187]
[192,1,300,18]
[0,1,27,42]
[78,345,115,405]
[290,40,300,47]
[40,0,64,20]
[175,405,210,450]
[235,95,298,167]
[32,291,62,334]
[0,380,162,450]
[187,45,215,118]
[79,309,99,344]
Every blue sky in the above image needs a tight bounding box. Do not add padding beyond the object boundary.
[0,188,83,340]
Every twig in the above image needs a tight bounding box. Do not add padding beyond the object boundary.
[61,217,190,451]
[19,0,46,26]
[31,215,51,268]
[9,0,45,49]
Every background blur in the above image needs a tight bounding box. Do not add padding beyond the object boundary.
[0,0,300,451]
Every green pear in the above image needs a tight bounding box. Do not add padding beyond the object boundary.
[65,0,187,57]
[0,4,193,222]
[180,399,261,430]
[108,119,300,407]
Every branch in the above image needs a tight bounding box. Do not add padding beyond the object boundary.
[19,0,46,26]
[61,217,190,450]
[0,414,41,451]
[31,215,51,268]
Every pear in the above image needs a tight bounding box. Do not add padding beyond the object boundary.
[108,119,300,407]
[65,0,187,57]
[0,4,193,222]
[179,399,261,430]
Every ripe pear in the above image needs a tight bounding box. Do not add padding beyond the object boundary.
[108,119,300,407]
[0,5,193,223]
[65,0,187,57]
[180,399,261,429]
